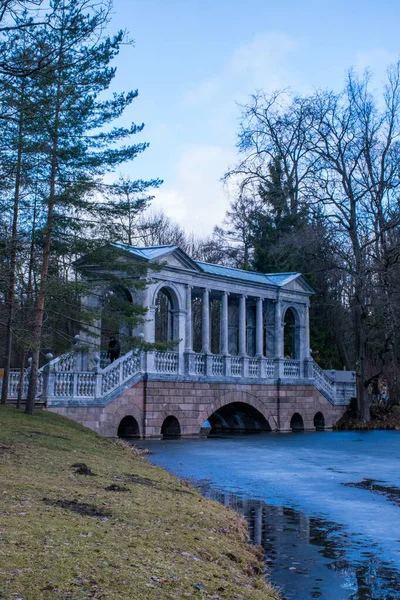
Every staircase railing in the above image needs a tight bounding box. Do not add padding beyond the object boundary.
[312,360,336,403]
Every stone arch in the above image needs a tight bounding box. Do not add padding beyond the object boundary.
[282,305,301,359]
[117,415,140,438]
[107,403,143,438]
[314,411,325,431]
[198,390,278,432]
[161,415,181,437]
[152,283,182,343]
[290,412,304,432]
[151,281,182,311]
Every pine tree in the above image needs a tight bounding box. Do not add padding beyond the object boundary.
[24,0,154,414]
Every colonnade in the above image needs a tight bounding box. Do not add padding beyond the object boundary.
[180,285,308,361]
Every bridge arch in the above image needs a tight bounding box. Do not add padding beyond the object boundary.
[161,415,181,438]
[314,411,325,431]
[118,415,140,438]
[198,390,277,434]
[290,412,304,432]
[109,404,143,438]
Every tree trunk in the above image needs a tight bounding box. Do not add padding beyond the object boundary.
[25,72,61,414]
[1,99,24,405]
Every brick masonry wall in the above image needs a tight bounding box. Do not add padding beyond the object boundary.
[47,379,346,438]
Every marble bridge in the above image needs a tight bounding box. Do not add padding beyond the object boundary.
[8,244,356,437]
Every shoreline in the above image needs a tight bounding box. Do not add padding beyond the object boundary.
[0,406,281,600]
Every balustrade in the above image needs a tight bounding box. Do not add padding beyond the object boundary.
[54,372,74,397]
[266,359,275,378]
[122,353,141,379]
[231,356,242,377]
[7,369,42,399]
[194,353,206,375]
[312,361,336,402]
[283,359,301,378]
[248,358,260,377]
[53,351,76,372]
[7,348,354,407]
[76,373,96,397]
[155,351,179,374]
[212,355,224,376]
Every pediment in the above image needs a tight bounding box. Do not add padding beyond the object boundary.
[281,275,314,295]
[157,248,203,272]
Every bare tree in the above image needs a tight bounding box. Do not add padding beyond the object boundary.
[225,66,400,419]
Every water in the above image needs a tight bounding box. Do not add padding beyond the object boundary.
[138,431,400,599]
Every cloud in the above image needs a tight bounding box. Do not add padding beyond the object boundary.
[155,31,299,236]
[151,144,236,236]
[229,32,298,92]
[354,48,398,83]
[183,79,220,107]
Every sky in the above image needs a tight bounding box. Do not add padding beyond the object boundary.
[106,0,400,236]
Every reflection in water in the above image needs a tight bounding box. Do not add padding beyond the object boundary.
[195,482,400,600]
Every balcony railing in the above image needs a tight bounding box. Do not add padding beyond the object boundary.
[6,350,355,406]
[154,351,179,374]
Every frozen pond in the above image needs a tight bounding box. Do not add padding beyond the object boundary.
[139,431,400,599]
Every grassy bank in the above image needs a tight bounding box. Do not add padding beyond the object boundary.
[0,407,279,600]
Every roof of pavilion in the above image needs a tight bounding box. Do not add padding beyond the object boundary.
[108,242,312,291]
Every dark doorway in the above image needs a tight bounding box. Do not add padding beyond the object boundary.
[161,415,181,438]
[117,416,140,438]
[290,412,304,432]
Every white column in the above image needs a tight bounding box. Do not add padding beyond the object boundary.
[144,306,156,343]
[220,291,229,355]
[202,288,210,353]
[275,299,283,358]
[256,297,264,356]
[238,295,247,355]
[143,286,156,343]
[303,303,310,359]
[185,285,193,352]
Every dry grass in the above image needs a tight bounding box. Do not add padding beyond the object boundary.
[0,406,280,600]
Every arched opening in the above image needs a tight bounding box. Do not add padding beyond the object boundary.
[206,402,271,435]
[314,411,325,431]
[101,285,134,361]
[161,415,181,438]
[284,308,296,358]
[290,412,304,433]
[155,288,175,342]
[117,416,140,438]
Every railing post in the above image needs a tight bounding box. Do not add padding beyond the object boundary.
[275,358,284,379]
[72,372,78,398]
[242,356,249,377]
[224,355,231,377]
[184,351,195,375]
[205,354,213,376]
[139,351,146,373]
[260,357,266,379]
[303,358,313,379]
[41,353,54,404]
[145,351,155,374]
